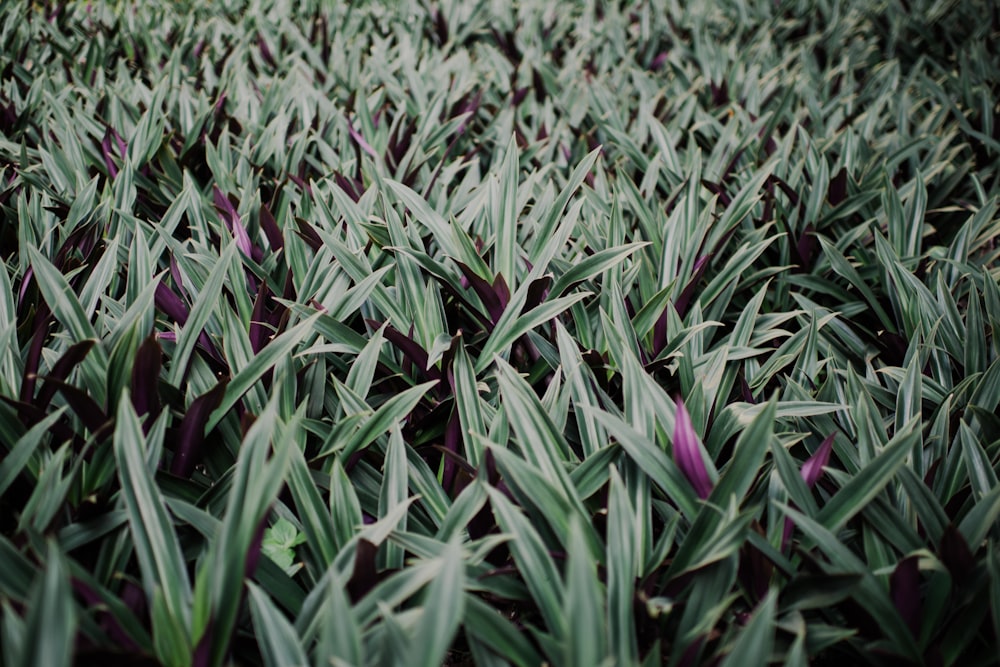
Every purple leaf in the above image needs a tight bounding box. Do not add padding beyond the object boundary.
[155,282,189,323]
[377,322,442,382]
[333,172,361,201]
[17,266,34,310]
[890,556,921,638]
[258,203,283,251]
[347,539,379,602]
[828,168,848,205]
[441,410,462,491]
[19,308,51,406]
[938,524,975,585]
[257,33,276,67]
[677,636,705,667]
[168,256,189,301]
[783,432,837,549]
[491,273,511,310]
[43,378,110,436]
[524,274,552,311]
[428,277,493,332]
[456,261,505,325]
[801,433,835,488]
[101,132,119,178]
[0,395,75,443]
[347,118,379,160]
[244,517,268,578]
[100,125,127,177]
[673,398,713,499]
[171,380,228,478]
[700,179,732,207]
[796,224,817,267]
[214,92,227,116]
[192,620,215,667]
[674,254,711,318]
[72,578,144,652]
[33,340,96,411]
[213,186,253,257]
[711,79,729,106]
[294,218,323,251]
[130,335,162,421]
[155,281,222,363]
[249,281,273,354]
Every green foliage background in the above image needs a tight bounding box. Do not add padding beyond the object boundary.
[1,0,998,665]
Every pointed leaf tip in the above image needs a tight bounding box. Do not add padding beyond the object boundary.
[673,398,713,499]
[801,433,835,488]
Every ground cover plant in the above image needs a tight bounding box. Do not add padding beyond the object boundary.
[1,0,999,665]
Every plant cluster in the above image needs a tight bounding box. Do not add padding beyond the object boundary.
[1,0,999,665]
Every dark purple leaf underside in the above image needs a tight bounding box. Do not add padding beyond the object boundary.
[828,168,848,205]
[258,203,283,251]
[155,281,222,362]
[294,218,323,251]
[890,556,921,638]
[72,577,143,652]
[33,339,96,411]
[0,395,75,443]
[524,275,552,311]
[130,335,162,421]
[42,378,110,435]
[938,524,975,585]
[249,281,271,354]
[100,126,127,178]
[347,538,379,602]
[171,380,228,478]
[19,307,51,405]
[440,410,462,491]
[456,261,505,325]
[213,186,255,259]
[376,322,442,383]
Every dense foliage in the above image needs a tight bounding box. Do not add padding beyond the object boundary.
[1,0,999,665]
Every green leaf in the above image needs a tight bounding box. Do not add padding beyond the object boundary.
[113,397,192,661]
[564,515,607,665]
[549,242,648,297]
[495,134,521,289]
[476,291,591,373]
[287,447,338,568]
[206,310,322,432]
[379,426,410,571]
[451,340,487,466]
[0,408,65,497]
[814,417,920,534]
[410,540,465,667]
[487,487,565,637]
[463,594,543,667]
[248,583,309,667]
[585,408,699,519]
[314,571,363,667]
[25,245,109,406]
[606,467,639,665]
[720,590,776,667]
[23,541,76,667]
[332,380,437,460]
[166,241,238,387]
